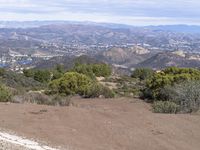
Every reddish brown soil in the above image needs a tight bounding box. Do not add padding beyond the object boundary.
[0,97,199,150]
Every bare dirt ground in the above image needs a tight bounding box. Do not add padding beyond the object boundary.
[0,97,199,150]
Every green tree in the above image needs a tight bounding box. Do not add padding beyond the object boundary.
[72,63,112,79]
[92,64,112,77]
[72,64,95,79]
[132,68,154,80]
[34,70,51,83]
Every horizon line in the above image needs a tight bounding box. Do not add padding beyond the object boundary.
[0,20,200,27]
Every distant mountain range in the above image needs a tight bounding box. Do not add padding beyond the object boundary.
[1,21,200,34]
[145,25,200,34]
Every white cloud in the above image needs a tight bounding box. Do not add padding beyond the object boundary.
[0,0,200,25]
[1,11,200,26]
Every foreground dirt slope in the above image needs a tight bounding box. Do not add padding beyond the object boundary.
[0,97,199,150]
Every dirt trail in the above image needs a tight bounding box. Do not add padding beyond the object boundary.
[0,97,199,150]
[0,131,58,150]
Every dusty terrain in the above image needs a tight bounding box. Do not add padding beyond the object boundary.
[0,97,199,150]
[0,140,28,150]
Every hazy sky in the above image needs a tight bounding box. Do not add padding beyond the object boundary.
[1,0,200,25]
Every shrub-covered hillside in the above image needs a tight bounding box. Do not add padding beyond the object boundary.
[0,63,114,106]
[133,67,200,113]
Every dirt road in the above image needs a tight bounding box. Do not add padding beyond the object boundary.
[0,97,199,150]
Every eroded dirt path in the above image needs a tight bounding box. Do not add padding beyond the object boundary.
[0,131,58,150]
[0,97,199,150]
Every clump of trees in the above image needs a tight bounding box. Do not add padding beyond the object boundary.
[72,63,112,79]
[0,63,114,106]
[22,63,114,99]
[23,69,51,83]
[23,64,66,84]
[0,70,43,93]
[132,68,154,80]
[48,72,114,98]
[141,67,200,113]
[145,67,200,100]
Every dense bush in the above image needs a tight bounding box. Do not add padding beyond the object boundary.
[84,83,115,98]
[23,69,51,83]
[92,64,112,77]
[140,67,200,113]
[132,68,154,80]
[51,64,65,80]
[33,70,51,83]
[152,101,180,114]
[72,63,112,78]
[1,71,44,92]
[160,81,200,113]
[0,84,12,102]
[49,72,92,96]
[72,64,96,79]
[145,67,200,99]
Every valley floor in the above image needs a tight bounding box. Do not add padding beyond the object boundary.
[0,97,199,150]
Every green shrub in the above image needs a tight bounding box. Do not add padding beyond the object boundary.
[161,81,200,113]
[49,72,92,96]
[85,83,115,98]
[34,70,51,83]
[1,71,44,93]
[92,64,112,77]
[145,67,200,100]
[0,85,12,102]
[23,69,51,83]
[72,63,112,78]
[72,64,96,79]
[152,101,180,114]
[132,68,154,80]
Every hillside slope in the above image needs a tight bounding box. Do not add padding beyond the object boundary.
[136,51,200,69]
[97,46,154,67]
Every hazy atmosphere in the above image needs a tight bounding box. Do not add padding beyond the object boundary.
[1,0,200,25]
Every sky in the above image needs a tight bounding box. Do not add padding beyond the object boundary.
[0,0,200,25]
